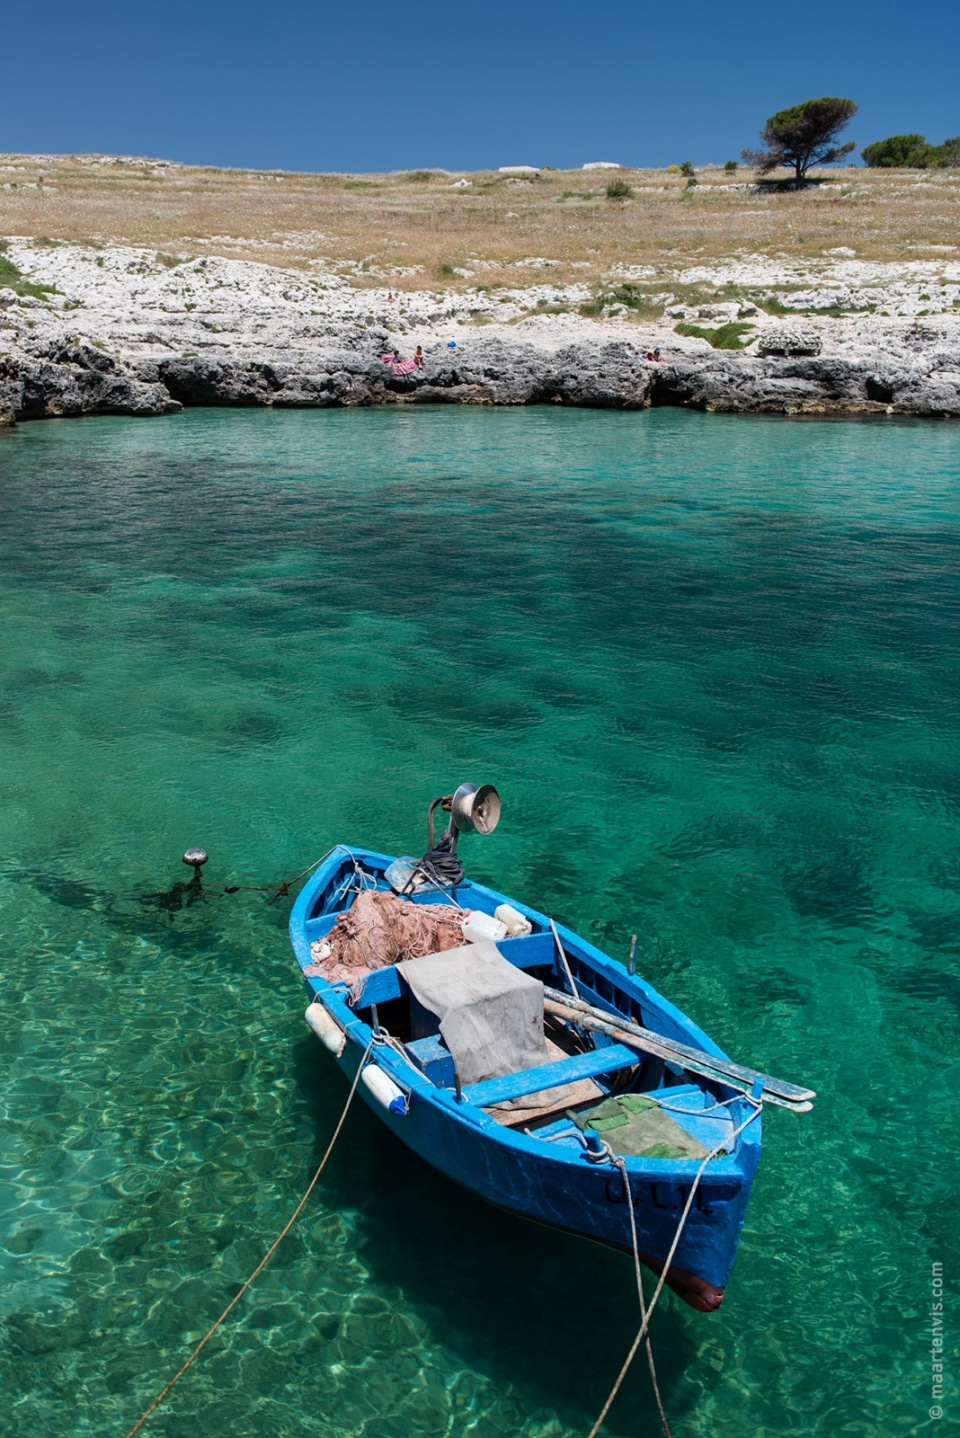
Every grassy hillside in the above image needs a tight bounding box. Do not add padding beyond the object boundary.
[1,153,959,292]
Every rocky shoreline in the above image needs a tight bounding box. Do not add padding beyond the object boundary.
[2,240,959,423]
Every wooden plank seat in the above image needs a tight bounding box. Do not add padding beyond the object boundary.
[462,1042,638,1108]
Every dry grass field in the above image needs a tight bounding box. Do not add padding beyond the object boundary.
[2,153,959,295]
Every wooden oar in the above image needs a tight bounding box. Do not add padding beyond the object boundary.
[543,987,815,1112]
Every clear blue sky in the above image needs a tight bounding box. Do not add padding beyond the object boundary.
[4,0,957,173]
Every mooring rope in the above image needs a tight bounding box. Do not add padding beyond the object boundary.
[608,1149,673,1438]
[602,1147,673,1438]
[123,1036,376,1438]
[586,1099,763,1438]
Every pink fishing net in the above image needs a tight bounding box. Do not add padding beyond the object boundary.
[306,888,465,986]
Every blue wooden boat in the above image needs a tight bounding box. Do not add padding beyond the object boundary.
[289,791,805,1312]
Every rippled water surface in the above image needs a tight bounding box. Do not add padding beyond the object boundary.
[1,406,958,1437]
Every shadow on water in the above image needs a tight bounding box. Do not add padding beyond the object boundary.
[289,1036,703,1434]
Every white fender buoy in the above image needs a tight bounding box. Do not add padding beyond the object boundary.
[361,1064,408,1115]
[305,1003,346,1057]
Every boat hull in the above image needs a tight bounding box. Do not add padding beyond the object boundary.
[291,847,762,1309]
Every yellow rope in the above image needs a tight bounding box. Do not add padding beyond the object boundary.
[123,1036,375,1438]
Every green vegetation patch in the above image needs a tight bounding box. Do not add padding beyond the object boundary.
[580,282,664,319]
[605,178,633,200]
[0,244,59,300]
[861,133,960,169]
[675,320,754,350]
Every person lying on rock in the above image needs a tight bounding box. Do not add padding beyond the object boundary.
[380,348,417,376]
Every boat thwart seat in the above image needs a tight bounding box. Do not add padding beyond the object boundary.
[462,1044,638,1107]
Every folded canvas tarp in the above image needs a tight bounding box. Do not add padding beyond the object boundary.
[400,941,548,1086]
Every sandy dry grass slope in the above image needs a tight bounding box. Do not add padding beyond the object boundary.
[2,154,959,297]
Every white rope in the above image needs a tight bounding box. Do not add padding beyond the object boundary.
[608,1148,673,1438]
[586,1099,763,1438]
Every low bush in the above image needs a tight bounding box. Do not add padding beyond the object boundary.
[675,320,753,350]
[435,263,456,279]
[0,248,58,300]
[605,178,633,200]
[723,159,739,172]
[579,282,663,318]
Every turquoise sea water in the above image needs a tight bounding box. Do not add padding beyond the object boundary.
[0,406,958,1437]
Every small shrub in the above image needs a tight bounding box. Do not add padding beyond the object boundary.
[608,283,660,315]
[605,178,633,200]
[435,263,456,279]
[0,251,58,300]
[675,320,753,350]
[404,170,439,182]
[579,283,663,318]
[723,159,739,172]
[156,252,183,268]
[756,294,794,315]
[679,161,695,178]
[667,165,680,174]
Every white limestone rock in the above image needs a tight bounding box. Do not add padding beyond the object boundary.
[758,326,823,357]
